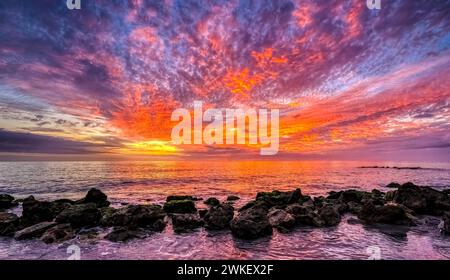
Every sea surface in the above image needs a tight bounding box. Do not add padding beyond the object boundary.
[0,160,449,260]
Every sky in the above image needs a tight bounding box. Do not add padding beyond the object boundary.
[0,0,449,161]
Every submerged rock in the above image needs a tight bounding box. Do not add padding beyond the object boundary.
[163,200,197,214]
[14,221,57,240]
[0,194,16,210]
[0,212,19,236]
[268,209,295,232]
[230,206,272,239]
[55,203,101,228]
[105,227,143,242]
[204,203,234,230]
[204,197,220,206]
[76,188,110,207]
[41,224,74,244]
[171,214,204,233]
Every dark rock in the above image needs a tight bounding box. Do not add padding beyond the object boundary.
[204,203,234,230]
[230,207,272,239]
[256,188,302,206]
[14,221,56,240]
[385,190,396,201]
[171,214,204,233]
[339,190,366,203]
[105,227,142,242]
[439,212,450,234]
[198,209,208,218]
[393,182,449,215]
[55,203,101,228]
[268,209,295,232]
[41,224,74,244]
[319,205,341,226]
[0,194,16,209]
[163,200,197,214]
[166,195,197,202]
[285,204,324,227]
[386,182,401,189]
[239,200,270,212]
[204,197,220,206]
[0,212,19,236]
[21,196,55,226]
[227,195,240,201]
[76,188,109,207]
[347,201,362,214]
[100,205,166,231]
[358,202,413,225]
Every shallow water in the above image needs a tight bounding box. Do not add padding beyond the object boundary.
[0,160,449,260]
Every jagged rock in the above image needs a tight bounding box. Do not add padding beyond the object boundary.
[204,203,234,230]
[0,194,16,209]
[166,195,198,202]
[256,188,302,206]
[100,204,166,231]
[285,204,324,227]
[163,200,196,214]
[76,188,110,207]
[105,227,143,242]
[386,182,401,189]
[198,209,208,218]
[230,206,272,239]
[0,212,19,236]
[21,196,55,225]
[268,208,295,232]
[339,190,366,203]
[239,200,270,212]
[204,197,220,206]
[41,224,74,244]
[393,182,449,215]
[14,221,56,240]
[171,214,204,233]
[55,203,101,228]
[347,201,362,214]
[227,195,240,201]
[439,212,450,234]
[318,205,341,226]
[358,202,413,225]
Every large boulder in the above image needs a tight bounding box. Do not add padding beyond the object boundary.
[358,202,413,225]
[163,200,197,214]
[0,194,16,210]
[14,221,57,240]
[55,203,101,228]
[100,204,166,231]
[76,188,110,207]
[41,224,74,244]
[285,204,324,227]
[318,205,341,226]
[393,182,449,215]
[268,208,295,232]
[171,214,204,233]
[230,206,272,239]
[204,203,234,230]
[0,212,19,236]
[21,196,55,225]
[255,188,302,206]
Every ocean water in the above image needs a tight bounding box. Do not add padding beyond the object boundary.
[0,160,449,260]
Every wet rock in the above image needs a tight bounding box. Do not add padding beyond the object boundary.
[76,188,110,207]
[339,190,366,204]
[163,200,197,214]
[100,205,166,231]
[347,201,362,214]
[166,195,199,202]
[318,205,341,226]
[386,182,401,189]
[14,221,57,240]
[385,191,396,201]
[0,194,16,210]
[55,203,101,228]
[227,195,240,201]
[230,207,272,239]
[198,209,208,218]
[358,202,413,225]
[105,227,142,242]
[439,212,450,235]
[239,200,270,212]
[255,188,302,206]
[41,224,74,244]
[285,204,324,227]
[393,182,449,215]
[171,214,204,233]
[268,209,295,232]
[21,196,55,225]
[0,212,19,236]
[204,197,220,206]
[204,203,234,230]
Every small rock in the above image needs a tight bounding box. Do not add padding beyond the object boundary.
[285,204,324,227]
[166,195,198,202]
[318,205,341,226]
[268,209,295,232]
[76,188,110,207]
[204,197,220,206]
[163,200,197,214]
[204,203,234,230]
[386,182,401,189]
[230,206,272,239]
[0,212,19,236]
[358,202,413,225]
[226,195,240,201]
[41,224,74,244]
[21,196,55,226]
[255,188,302,206]
[55,203,101,228]
[14,221,56,240]
[100,204,166,231]
[0,194,16,209]
[171,214,204,233]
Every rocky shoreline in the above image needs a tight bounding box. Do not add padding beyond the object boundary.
[1,182,450,243]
